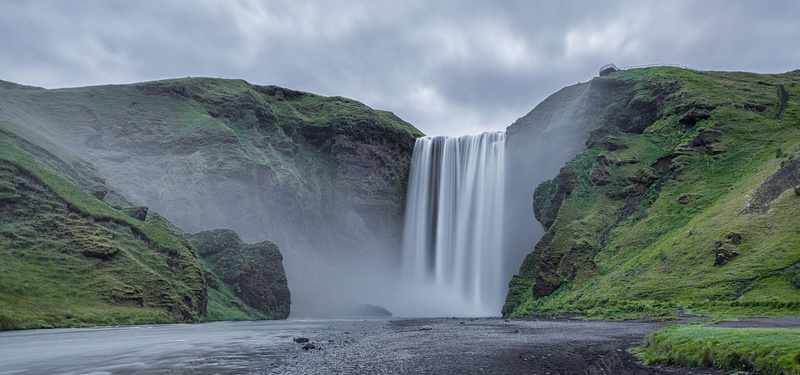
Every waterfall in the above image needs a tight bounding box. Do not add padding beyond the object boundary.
[399,131,505,316]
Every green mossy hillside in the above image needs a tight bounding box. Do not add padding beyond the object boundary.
[0,138,207,330]
[504,67,800,319]
[0,78,422,315]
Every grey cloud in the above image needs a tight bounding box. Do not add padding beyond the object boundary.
[1,0,799,135]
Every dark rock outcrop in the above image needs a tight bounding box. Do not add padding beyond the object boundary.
[188,229,291,319]
[120,206,148,221]
[744,159,800,214]
[678,107,713,126]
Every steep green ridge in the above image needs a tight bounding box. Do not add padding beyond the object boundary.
[504,67,800,319]
[0,77,421,315]
[0,120,291,328]
[504,78,620,278]
[0,138,207,329]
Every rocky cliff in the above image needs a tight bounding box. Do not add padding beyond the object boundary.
[188,229,290,320]
[0,77,422,316]
[503,78,617,279]
[504,67,800,318]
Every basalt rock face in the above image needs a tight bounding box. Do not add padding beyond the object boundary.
[0,78,422,316]
[504,67,800,318]
[188,229,290,319]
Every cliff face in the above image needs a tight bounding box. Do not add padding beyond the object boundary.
[504,68,800,318]
[0,78,421,316]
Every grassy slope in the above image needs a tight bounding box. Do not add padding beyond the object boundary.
[0,137,209,329]
[0,131,276,329]
[639,325,800,374]
[505,67,800,319]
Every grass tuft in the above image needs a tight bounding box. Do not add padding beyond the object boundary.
[639,325,800,374]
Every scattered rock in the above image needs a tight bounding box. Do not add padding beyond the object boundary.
[89,184,107,200]
[294,337,310,343]
[677,193,700,204]
[302,344,316,350]
[686,128,725,155]
[714,236,740,266]
[688,129,722,147]
[744,160,800,214]
[714,244,739,266]
[120,206,148,221]
[727,232,742,245]
[187,229,291,319]
[589,162,612,186]
[79,244,119,259]
[679,107,713,127]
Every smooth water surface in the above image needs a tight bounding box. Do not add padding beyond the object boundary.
[0,319,385,374]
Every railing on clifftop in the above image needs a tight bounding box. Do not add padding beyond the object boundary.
[599,63,619,76]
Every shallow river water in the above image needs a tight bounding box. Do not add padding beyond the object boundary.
[0,319,386,374]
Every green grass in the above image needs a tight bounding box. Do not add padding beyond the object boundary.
[505,67,800,320]
[639,325,800,374]
[0,137,211,329]
[0,135,294,329]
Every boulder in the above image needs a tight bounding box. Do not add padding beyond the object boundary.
[120,206,148,221]
[187,229,291,319]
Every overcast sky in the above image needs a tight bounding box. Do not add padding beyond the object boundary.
[1,0,799,136]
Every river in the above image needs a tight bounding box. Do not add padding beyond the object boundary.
[0,319,385,374]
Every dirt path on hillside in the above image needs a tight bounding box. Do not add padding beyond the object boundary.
[706,316,800,328]
[267,317,733,375]
[777,84,788,118]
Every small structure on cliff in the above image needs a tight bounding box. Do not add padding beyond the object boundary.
[599,63,619,76]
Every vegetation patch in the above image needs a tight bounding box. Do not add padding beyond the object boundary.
[639,325,800,374]
[0,138,208,329]
[505,67,800,320]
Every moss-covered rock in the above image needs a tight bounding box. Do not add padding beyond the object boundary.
[188,229,290,319]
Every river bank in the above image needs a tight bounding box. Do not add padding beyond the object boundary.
[269,317,733,374]
[3,316,797,374]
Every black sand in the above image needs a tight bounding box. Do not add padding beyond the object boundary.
[268,317,737,374]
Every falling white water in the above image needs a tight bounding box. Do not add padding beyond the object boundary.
[397,131,505,317]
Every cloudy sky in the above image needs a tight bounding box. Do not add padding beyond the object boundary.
[1,0,799,136]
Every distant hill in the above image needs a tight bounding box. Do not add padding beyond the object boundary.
[504,67,800,319]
